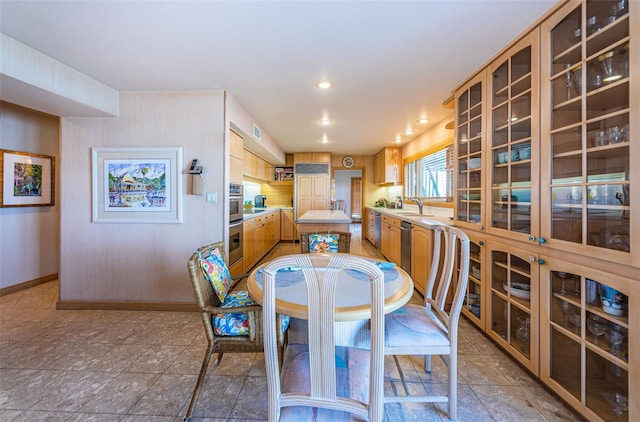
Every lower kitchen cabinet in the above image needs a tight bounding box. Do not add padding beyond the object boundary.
[540,257,635,422]
[486,240,539,374]
[243,218,256,272]
[380,215,401,264]
[280,209,295,240]
[411,225,433,296]
[243,210,281,272]
[365,208,376,244]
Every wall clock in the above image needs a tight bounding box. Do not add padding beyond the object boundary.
[342,155,355,168]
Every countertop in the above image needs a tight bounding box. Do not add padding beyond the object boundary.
[297,210,351,223]
[242,207,288,220]
[367,206,452,229]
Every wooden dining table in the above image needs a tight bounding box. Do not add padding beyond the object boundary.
[247,253,415,347]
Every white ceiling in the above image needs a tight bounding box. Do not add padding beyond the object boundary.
[0,0,558,155]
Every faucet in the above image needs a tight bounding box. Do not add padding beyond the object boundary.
[409,197,424,215]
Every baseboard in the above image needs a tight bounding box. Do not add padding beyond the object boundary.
[56,300,198,312]
[0,274,58,296]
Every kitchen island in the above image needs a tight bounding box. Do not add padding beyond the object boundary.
[296,210,351,239]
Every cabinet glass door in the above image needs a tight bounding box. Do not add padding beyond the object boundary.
[543,0,632,261]
[460,234,484,328]
[541,259,631,421]
[456,76,483,228]
[487,242,538,372]
[489,34,538,240]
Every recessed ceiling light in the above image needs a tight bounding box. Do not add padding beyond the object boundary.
[321,134,330,143]
[404,128,414,136]
[417,117,430,124]
[316,80,333,89]
[394,136,402,143]
[318,118,333,126]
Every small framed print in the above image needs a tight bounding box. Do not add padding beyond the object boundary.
[0,149,55,207]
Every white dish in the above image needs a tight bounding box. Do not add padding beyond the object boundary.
[467,158,481,169]
[503,282,531,299]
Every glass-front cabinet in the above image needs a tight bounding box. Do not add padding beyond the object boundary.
[487,31,540,242]
[541,257,634,422]
[486,241,539,373]
[541,0,637,266]
[455,73,485,231]
[460,232,485,329]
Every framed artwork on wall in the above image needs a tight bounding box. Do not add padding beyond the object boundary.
[0,149,55,207]
[91,147,183,223]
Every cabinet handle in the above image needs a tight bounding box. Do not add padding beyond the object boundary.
[538,237,546,244]
[478,241,484,246]
[528,256,536,262]
[538,258,546,265]
[528,235,536,242]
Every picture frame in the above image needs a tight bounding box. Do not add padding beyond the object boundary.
[92,147,183,223]
[1,149,55,207]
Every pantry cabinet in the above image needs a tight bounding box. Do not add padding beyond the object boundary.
[452,1,638,419]
[229,130,244,184]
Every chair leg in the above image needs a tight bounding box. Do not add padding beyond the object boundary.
[448,352,457,420]
[213,352,224,365]
[184,344,214,422]
[424,355,432,373]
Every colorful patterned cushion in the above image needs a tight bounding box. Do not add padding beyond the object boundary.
[199,247,233,302]
[212,290,291,336]
[213,291,256,336]
[308,234,339,253]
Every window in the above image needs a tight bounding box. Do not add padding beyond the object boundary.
[404,144,454,202]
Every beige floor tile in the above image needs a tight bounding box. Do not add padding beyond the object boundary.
[79,372,161,414]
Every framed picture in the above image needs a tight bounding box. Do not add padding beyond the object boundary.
[92,147,183,223]
[1,149,55,207]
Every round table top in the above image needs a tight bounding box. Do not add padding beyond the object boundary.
[247,254,414,321]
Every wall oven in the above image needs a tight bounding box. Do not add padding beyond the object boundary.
[228,220,243,266]
[229,183,243,223]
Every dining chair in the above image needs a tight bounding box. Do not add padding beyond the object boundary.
[300,231,351,253]
[184,241,288,422]
[383,225,470,421]
[334,199,347,212]
[262,253,386,421]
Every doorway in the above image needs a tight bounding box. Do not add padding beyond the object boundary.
[333,169,363,224]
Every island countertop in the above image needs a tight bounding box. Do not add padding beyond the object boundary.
[296,210,352,223]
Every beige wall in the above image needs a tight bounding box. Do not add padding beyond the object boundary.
[59,91,225,303]
[0,102,60,288]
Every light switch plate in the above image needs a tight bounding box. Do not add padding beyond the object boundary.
[206,192,217,203]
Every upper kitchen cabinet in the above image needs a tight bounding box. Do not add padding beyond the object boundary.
[540,0,638,266]
[243,149,271,181]
[454,72,485,230]
[374,147,402,185]
[293,152,331,163]
[487,30,541,243]
[229,130,244,184]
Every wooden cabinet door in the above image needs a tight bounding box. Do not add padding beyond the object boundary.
[380,216,401,264]
[243,219,256,272]
[374,150,385,184]
[411,225,433,296]
[296,174,329,219]
[255,217,267,259]
[281,210,294,240]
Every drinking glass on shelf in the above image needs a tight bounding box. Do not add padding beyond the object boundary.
[561,300,570,327]
[604,329,624,356]
[602,391,628,419]
[587,315,606,345]
[564,64,574,100]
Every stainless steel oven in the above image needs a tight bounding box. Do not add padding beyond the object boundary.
[229,183,243,223]
[229,220,243,266]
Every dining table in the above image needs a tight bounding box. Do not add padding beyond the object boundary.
[247,253,415,347]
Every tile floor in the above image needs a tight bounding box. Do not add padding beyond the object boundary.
[0,226,583,421]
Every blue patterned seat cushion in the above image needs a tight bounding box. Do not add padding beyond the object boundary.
[213,291,290,336]
[384,304,450,347]
[308,233,339,253]
[279,343,371,420]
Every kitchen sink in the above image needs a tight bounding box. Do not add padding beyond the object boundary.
[394,211,434,217]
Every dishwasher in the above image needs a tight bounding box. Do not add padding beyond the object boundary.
[400,221,412,274]
[374,212,381,250]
